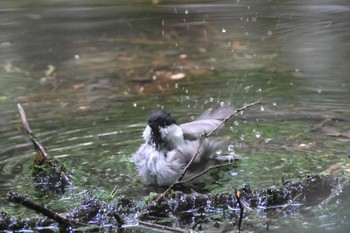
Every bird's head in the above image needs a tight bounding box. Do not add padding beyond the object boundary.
[144,110,177,149]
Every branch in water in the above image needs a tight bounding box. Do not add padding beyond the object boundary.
[157,99,262,201]
[17,104,72,186]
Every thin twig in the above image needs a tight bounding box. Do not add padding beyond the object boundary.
[7,191,85,227]
[206,98,262,138]
[180,99,261,182]
[179,162,233,184]
[138,220,187,233]
[177,137,204,182]
[157,99,261,201]
[234,188,244,232]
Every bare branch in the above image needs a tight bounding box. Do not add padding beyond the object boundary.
[205,98,262,138]
[179,162,233,184]
[17,103,72,186]
[138,220,187,233]
[7,191,84,227]
[157,99,262,201]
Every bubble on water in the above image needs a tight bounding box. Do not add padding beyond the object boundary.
[267,30,273,36]
[184,9,189,14]
[74,54,80,59]
[222,28,226,33]
[272,102,277,106]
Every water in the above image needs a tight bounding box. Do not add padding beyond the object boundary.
[0,0,350,231]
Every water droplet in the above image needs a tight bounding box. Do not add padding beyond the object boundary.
[215,150,222,155]
[244,85,252,92]
[228,144,235,152]
[230,171,238,176]
[133,103,137,107]
[175,83,179,88]
[74,54,80,59]
[255,130,261,138]
[256,88,262,92]
[260,106,265,111]
[234,121,239,126]
[267,30,273,36]
[184,9,189,14]
[222,28,226,33]
[209,97,214,102]
[272,102,277,106]
[152,75,157,80]
[220,101,225,107]
[317,89,322,94]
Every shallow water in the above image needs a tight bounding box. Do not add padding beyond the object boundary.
[0,0,350,231]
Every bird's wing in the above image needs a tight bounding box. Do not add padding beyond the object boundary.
[172,138,225,172]
[180,119,222,140]
[180,106,233,140]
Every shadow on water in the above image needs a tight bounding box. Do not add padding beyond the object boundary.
[0,0,350,231]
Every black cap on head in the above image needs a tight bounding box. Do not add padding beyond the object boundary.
[148,110,176,147]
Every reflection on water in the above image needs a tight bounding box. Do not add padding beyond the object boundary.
[0,0,349,231]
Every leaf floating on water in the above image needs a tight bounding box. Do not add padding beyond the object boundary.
[45,64,56,77]
[170,73,186,80]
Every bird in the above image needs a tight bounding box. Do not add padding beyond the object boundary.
[132,107,234,186]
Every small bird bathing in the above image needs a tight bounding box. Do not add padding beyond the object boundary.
[132,107,233,186]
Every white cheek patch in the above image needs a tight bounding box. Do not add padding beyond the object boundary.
[160,124,185,147]
[142,125,152,143]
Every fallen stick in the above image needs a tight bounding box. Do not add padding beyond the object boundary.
[7,191,73,227]
[138,220,187,233]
